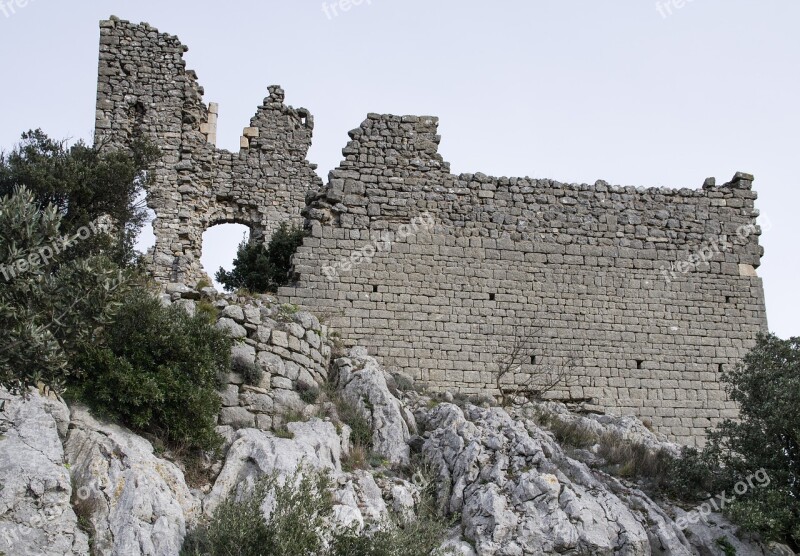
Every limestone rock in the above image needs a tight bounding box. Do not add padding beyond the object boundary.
[335,347,414,466]
[0,390,89,556]
[419,403,776,556]
[204,419,343,516]
[65,406,200,556]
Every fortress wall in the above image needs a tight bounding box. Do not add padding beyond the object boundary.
[94,19,770,445]
[95,18,321,284]
[280,114,769,445]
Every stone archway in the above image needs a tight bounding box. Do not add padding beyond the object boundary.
[200,221,252,289]
[95,18,322,287]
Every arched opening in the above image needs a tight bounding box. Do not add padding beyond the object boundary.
[201,223,251,290]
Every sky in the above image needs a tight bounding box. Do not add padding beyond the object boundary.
[0,0,797,338]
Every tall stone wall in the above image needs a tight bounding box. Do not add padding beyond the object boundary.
[95,19,770,445]
[95,17,322,284]
[279,114,769,446]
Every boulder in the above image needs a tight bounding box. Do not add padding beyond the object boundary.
[335,347,415,466]
[204,419,344,516]
[0,389,89,556]
[65,406,200,556]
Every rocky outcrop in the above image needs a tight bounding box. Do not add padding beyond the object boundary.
[65,406,200,556]
[334,347,415,466]
[1,341,793,556]
[204,418,343,516]
[417,402,779,556]
[0,389,89,556]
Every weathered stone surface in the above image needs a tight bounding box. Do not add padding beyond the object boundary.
[219,384,240,407]
[65,406,199,556]
[231,341,256,366]
[220,406,256,428]
[221,304,244,322]
[0,390,89,556]
[204,419,343,516]
[216,317,246,339]
[95,18,768,447]
[335,347,414,466]
[418,401,777,556]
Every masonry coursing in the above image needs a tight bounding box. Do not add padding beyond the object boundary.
[96,17,769,445]
[95,17,321,285]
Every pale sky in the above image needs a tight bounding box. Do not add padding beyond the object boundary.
[1,1,797,338]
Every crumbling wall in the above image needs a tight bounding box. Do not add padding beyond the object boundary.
[95,17,322,285]
[279,114,769,446]
[96,19,770,445]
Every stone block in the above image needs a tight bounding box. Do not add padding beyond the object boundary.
[271,331,289,348]
[220,407,255,429]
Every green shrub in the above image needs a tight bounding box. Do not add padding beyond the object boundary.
[232,357,263,386]
[335,395,373,450]
[0,186,130,393]
[716,537,737,556]
[0,129,158,266]
[196,300,219,322]
[182,467,450,556]
[664,334,800,547]
[72,294,232,450]
[182,468,335,556]
[298,382,320,404]
[216,223,306,294]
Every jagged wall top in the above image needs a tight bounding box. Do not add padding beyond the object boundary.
[95,16,322,284]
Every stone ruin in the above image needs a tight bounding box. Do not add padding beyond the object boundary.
[95,17,769,445]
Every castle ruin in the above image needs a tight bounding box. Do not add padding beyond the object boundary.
[95,17,769,446]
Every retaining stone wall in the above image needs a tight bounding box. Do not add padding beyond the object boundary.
[166,288,332,433]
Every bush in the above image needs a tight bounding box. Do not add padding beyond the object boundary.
[216,223,306,294]
[665,334,800,548]
[182,468,335,556]
[232,356,263,386]
[0,129,158,266]
[0,186,130,393]
[298,382,320,404]
[335,395,373,451]
[182,467,450,556]
[72,294,232,450]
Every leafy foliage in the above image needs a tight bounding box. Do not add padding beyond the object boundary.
[0,129,158,266]
[667,334,800,548]
[73,295,231,450]
[232,356,263,386]
[0,186,129,393]
[182,468,335,556]
[297,381,320,404]
[216,223,306,294]
[182,467,450,556]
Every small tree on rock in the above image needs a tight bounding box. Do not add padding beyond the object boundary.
[494,325,576,406]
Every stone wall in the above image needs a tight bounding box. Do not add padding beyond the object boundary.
[95,17,322,284]
[166,289,332,433]
[279,114,769,445]
[97,19,770,445]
